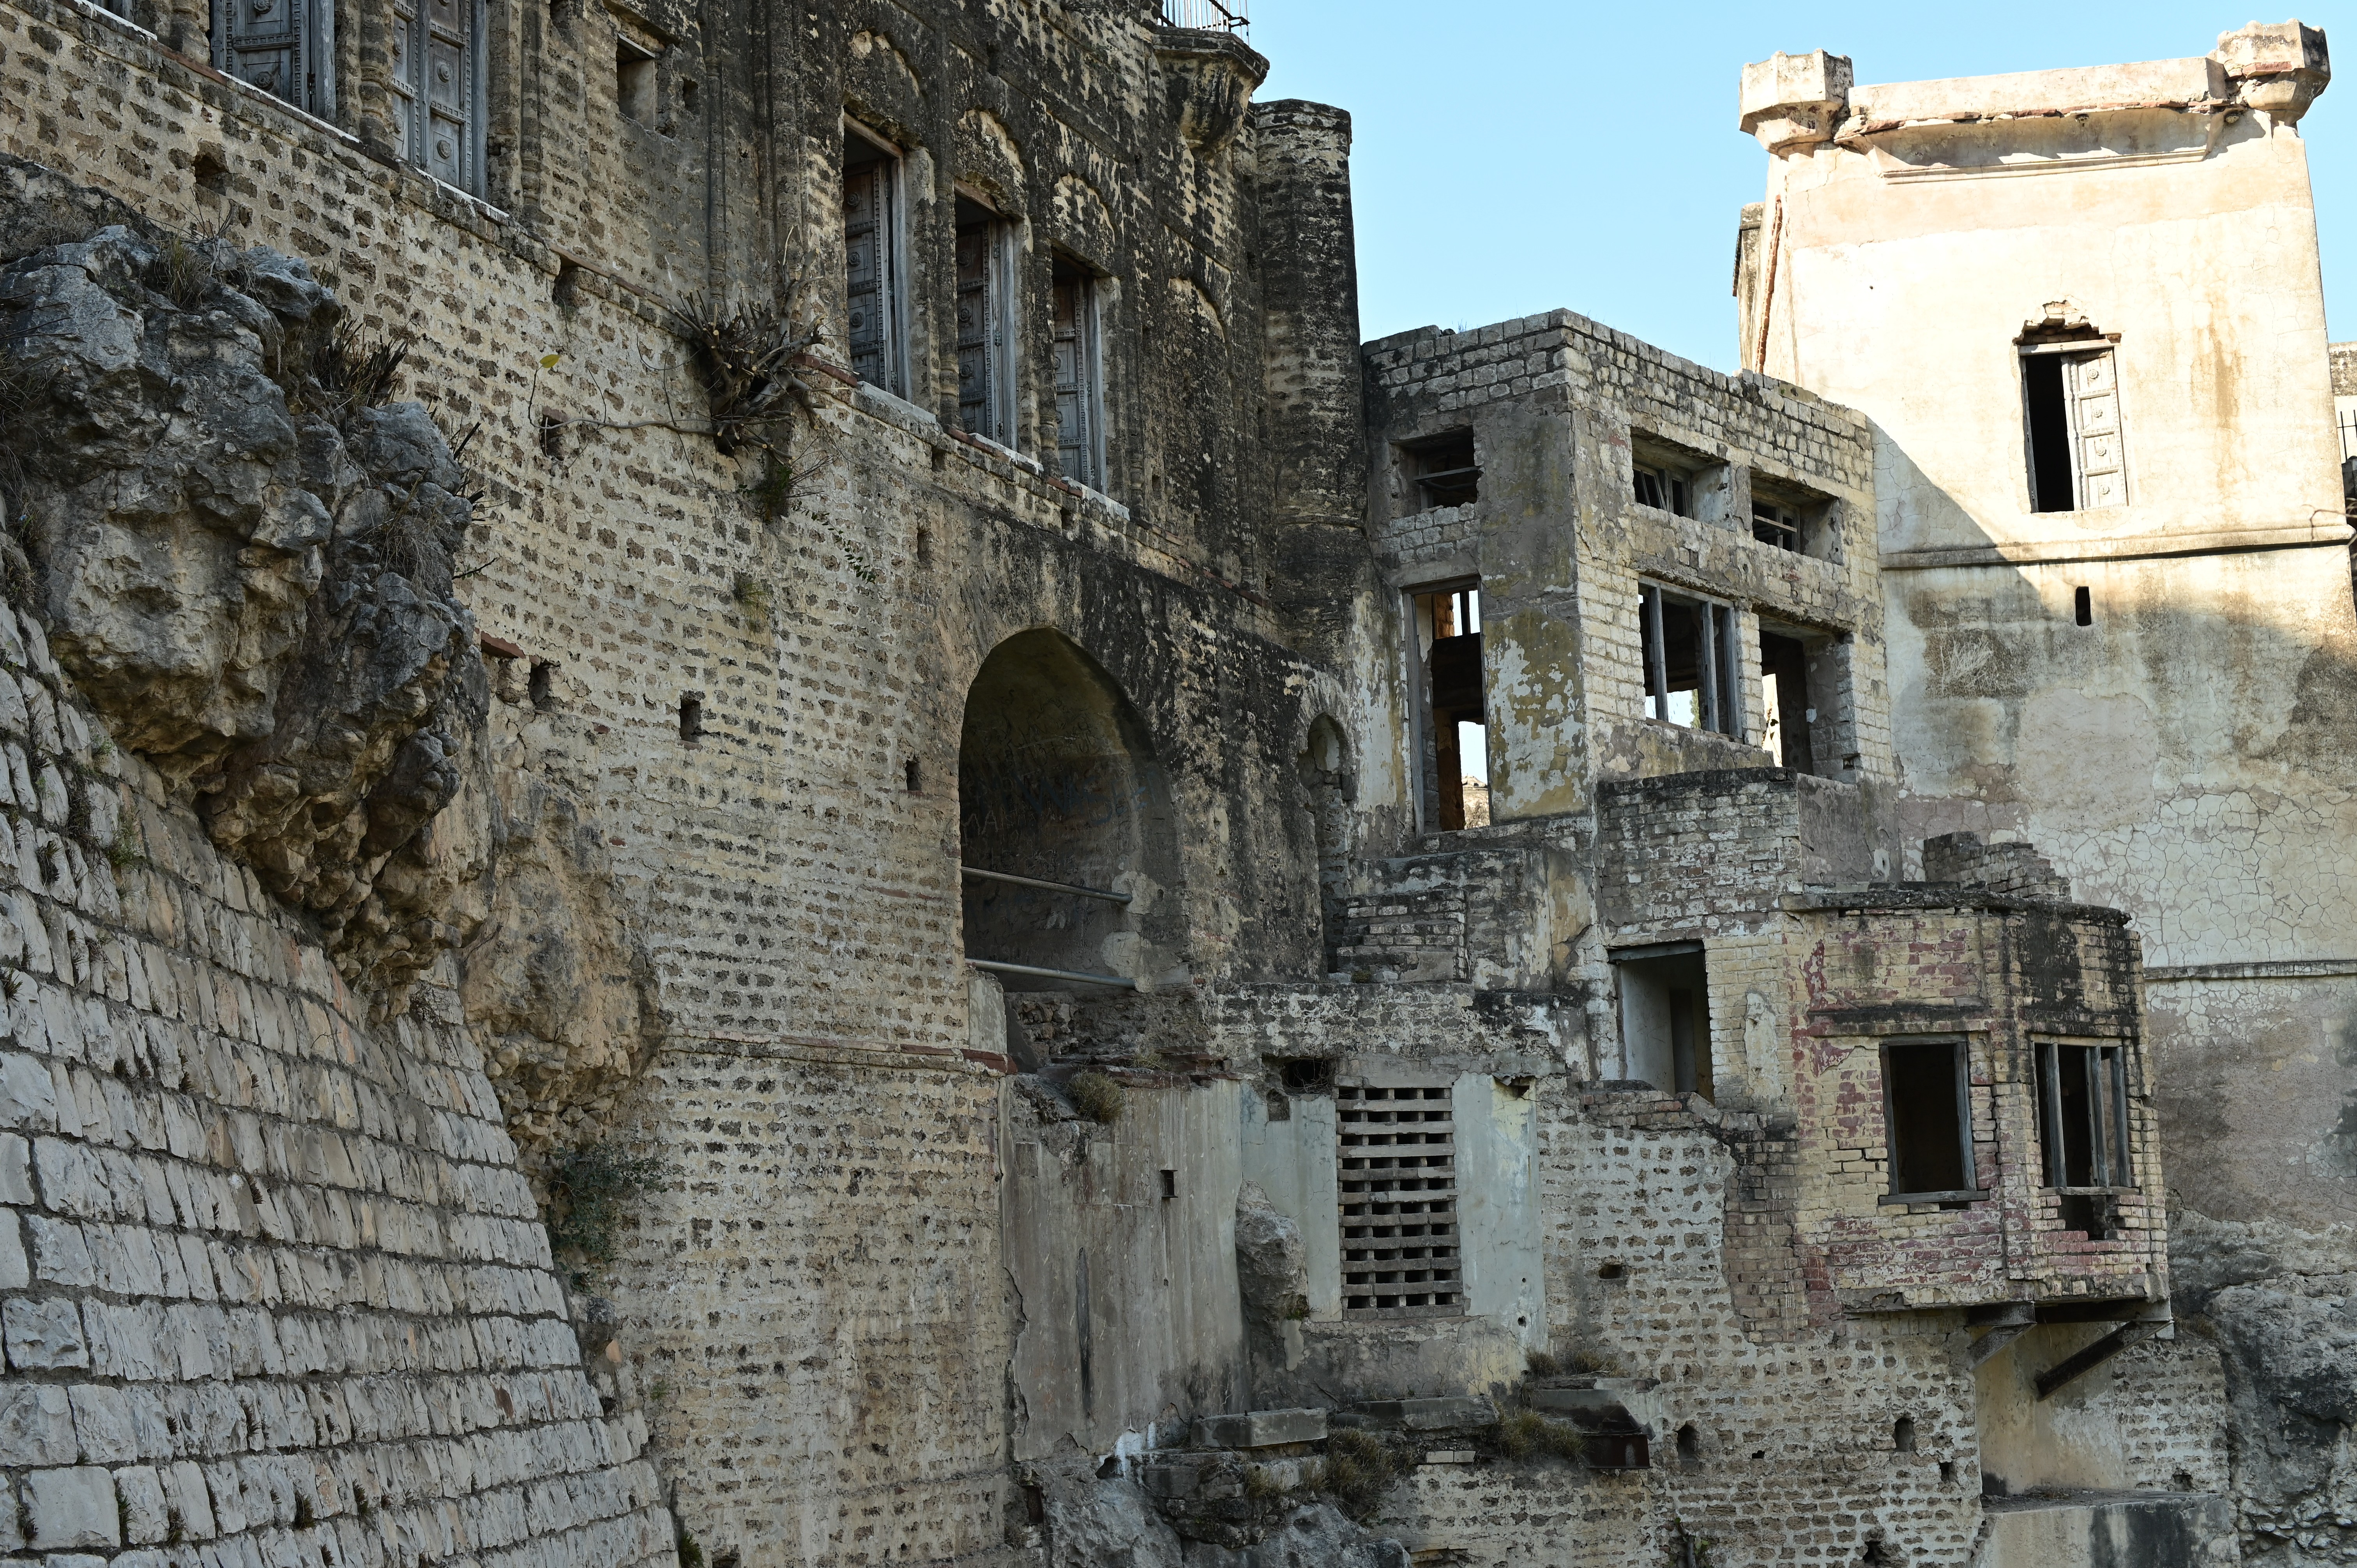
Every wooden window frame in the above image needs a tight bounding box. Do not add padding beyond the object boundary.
[1050,252,1106,494]
[2021,339,2128,514]
[214,0,335,117]
[954,190,1019,449]
[843,120,912,400]
[1638,581,1743,739]
[1876,1037,1987,1206]
[2033,1039,2138,1192]
[387,0,486,194]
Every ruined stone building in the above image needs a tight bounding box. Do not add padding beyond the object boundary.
[0,0,2351,1561]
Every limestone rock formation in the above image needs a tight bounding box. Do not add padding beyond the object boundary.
[0,221,482,1005]
[457,752,663,1164]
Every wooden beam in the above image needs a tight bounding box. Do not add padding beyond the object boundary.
[2035,1321,2166,1400]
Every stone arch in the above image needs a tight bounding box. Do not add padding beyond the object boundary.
[958,628,1180,987]
[1296,713,1354,975]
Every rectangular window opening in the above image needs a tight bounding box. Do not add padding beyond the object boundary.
[1758,625,1820,773]
[1401,430,1479,512]
[1613,945,1712,1100]
[2023,343,2125,513]
[1751,499,1800,551]
[955,194,1018,449]
[617,41,658,124]
[386,0,483,192]
[1880,1039,1979,1203]
[1639,583,1742,738]
[1411,584,1485,831]
[2074,586,2093,627]
[844,125,908,398]
[1051,253,1106,493]
[679,693,704,743]
[1338,1083,1461,1317]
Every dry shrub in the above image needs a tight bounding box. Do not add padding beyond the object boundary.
[1067,1069,1124,1124]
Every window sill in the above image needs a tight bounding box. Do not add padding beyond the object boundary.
[1878,1189,1989,1206]
[2043,1186,2140,1197]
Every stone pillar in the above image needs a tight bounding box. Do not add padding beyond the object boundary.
[1252,99,1364,533]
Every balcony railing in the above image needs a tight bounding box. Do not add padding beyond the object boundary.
[1163,0,1247,32]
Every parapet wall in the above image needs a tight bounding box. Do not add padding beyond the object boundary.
[0,618,671,1556]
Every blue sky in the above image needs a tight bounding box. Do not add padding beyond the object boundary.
[1250,3,2357,372]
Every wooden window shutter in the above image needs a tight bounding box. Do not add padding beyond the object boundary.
[390,0,482,193]
[844,158,899,396]
[2066,350,2126,509]
[214,0,321,112]
[1052,272,1098,491]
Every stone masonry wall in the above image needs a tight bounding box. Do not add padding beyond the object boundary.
[0,603,672,1562]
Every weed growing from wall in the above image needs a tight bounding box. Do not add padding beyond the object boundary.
[547,1143,669,1267]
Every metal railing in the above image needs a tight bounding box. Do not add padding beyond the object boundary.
[961,866,1139,989]
[1163,0,1247,33]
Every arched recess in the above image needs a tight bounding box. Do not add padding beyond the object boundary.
[1297,715,1353,975]
[959,629,1181,988]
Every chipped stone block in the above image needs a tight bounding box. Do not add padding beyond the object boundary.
[23,1465,119,1549]
[1191,1408,1327,1450]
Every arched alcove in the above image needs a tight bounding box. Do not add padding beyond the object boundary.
[959,629,1180,988]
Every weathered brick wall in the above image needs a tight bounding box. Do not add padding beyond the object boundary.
[0,606,673,1560]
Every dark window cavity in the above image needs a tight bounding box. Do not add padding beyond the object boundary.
[679,693,704,743]
[1758,629,1815,772]
[1880,1039,1978,1202]
[1400,430,1479,511]
[954,193,1017,448]
[2022,341,2126,513]
[1749,475,1834,556]
[843,124,908,397]
[1410,583,1485,831]
[1614,943,1712,1100]
[387,0,484,192]
[2074,586,2093,627]
[1640,583,1742,737]
[1051,254,1106,492]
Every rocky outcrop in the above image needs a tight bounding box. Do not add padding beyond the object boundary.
[457,727,663,1165]
[0,220,482,1006]
[2173,1211,2357,1563]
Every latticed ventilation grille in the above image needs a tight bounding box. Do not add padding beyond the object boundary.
[1339,1084,1460,1315]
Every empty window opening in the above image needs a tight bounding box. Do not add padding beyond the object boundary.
[1159,1169,1177,1200]
[2074,586,2092,627]
[388,0,484,192]
[1401,429,1479,511]
[552,260,583,307]
[1411,584,1485,831]
[528,660,557,710]
[1676,1424,1702,1466]
[191,151,230,195]
[1597,1261,1626,1281]
[678,78,698,115]
[1758,629,1815,772]
[1880,1039,1978,1202]
[955,194,1017,447]
[616,41,657,123]
[678,693,704,742]
[844,125,908,398]
[2034,1042,2134,1236]
[1614,944,1712,1100]
[905,759,922,793]
[2021,339,2125,513]
[1640,583,1741,737]
[1894,1416,1917,1453]
[1338,1083,1461,1315]
[1051,253,1106,492]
